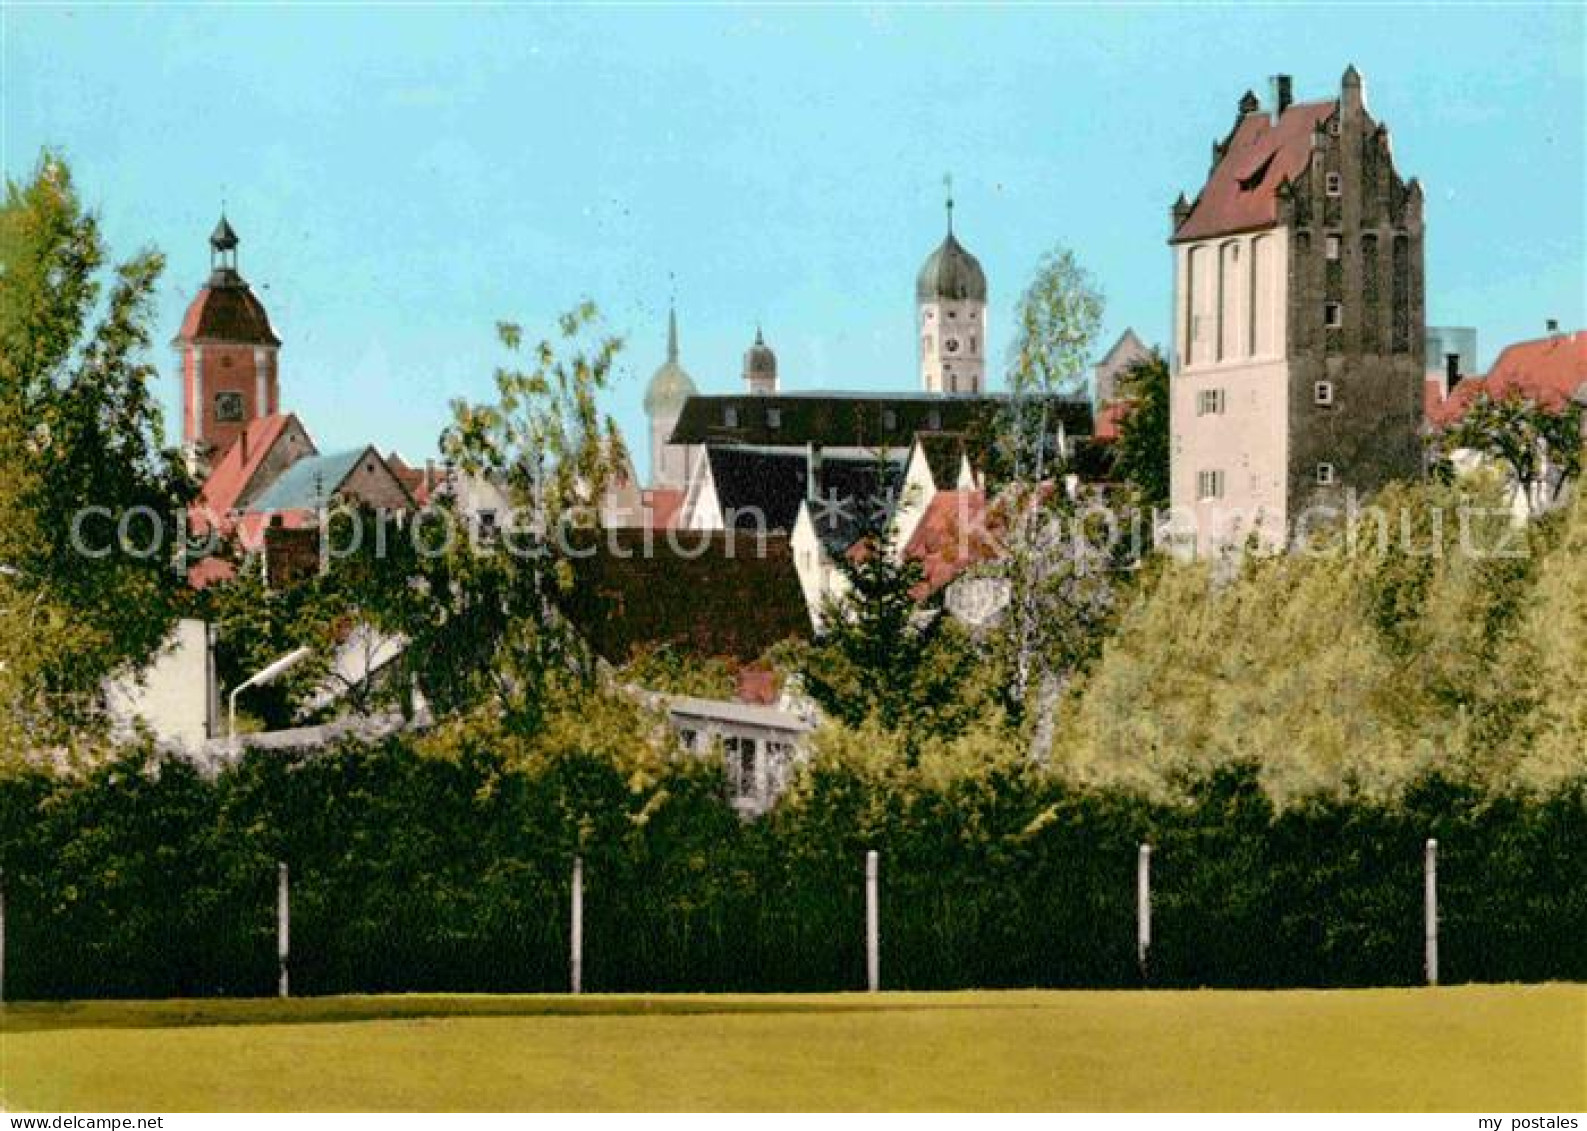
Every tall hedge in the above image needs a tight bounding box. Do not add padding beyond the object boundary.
[1,735,1581,999]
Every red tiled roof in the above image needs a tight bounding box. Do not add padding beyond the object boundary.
[186,556,237,590]
[174,275,281,346]
[193,414,312,533]
[902,490,996,599]
[1173,100,1336,243]
[735,667,780,706]
[1428,331,1587,428]
[1093,399,1138,443]
[642,487,686,530]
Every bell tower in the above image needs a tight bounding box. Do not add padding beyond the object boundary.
[174,215,282,471]
[916,184,988,396]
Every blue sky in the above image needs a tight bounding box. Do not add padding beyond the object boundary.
[4,4,1583,466]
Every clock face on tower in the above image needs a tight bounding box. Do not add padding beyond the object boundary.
[944,337,961,354]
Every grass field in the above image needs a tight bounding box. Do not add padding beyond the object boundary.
[3,985,1583,1111]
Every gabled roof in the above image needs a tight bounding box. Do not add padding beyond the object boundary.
[1428,330,1587,428]
[249,447,377,513]
[902,490,997,599]
[1172,100,1336,244]
[194,413,314,522]
[563,531,809,662]
[671,391,1092,448]
[915,431,970,489]
[705,447,810,531]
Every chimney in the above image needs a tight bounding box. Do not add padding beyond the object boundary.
[1445,353,1462,392]
[1269,74,1293,117]
[240,425,249,464]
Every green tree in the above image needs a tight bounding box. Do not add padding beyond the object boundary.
[996,245,1105,719]
[793,498,983,761]
[433,303,628,730]
[0,152,194,735]
[1440,389,1584,516]
[1111,350,1171,509]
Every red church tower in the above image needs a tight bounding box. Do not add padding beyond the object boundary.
[174,216,281,470]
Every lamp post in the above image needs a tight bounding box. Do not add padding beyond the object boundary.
[228,646,313,752]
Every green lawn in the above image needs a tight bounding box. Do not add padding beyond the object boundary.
[3,985,1582,1111]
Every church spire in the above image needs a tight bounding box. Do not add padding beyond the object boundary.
[944,173,955,235]
[666,303,679,364]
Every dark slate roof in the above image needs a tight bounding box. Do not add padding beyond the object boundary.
[563,531,809,662]
[917,432,969,489]
[808,454,906,555]
[706,447,809,531]
[211,215,239,250]
[671,391,1092,448]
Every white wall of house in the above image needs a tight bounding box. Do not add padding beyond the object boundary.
[892,441,942,554]
[1169,228,1291,556]
[103,618,216,751]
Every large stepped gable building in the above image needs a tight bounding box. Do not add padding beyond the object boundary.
[1168,67,1426,555]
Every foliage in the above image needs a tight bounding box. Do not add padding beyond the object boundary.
[1110,350,1171,509]
[418,302,629,729]
[994,246,1106,716]
[1438,388,1584,515]
[1,725,1581,999]
[1051,478,1587,800]
[792,503,987,761]
[616,643,738,700]
[0,153,195,735]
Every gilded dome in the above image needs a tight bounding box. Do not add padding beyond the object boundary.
[644,307,697,416]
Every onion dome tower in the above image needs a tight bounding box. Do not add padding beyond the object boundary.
[173,214,282,469]
[743,326,778,395]
[643,304,698,488]
[916,188,987,395]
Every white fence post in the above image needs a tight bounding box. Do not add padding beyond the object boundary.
[865,849,880,993]
[570,855,584,995]
[1137,844,1152,981]
[1424,838,1438,986]
[277,861,290,999]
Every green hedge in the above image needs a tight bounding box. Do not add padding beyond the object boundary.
[1,743,1582,999]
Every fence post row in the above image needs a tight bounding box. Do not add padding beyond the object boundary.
[865,849,880,993]
[1424,838,1439,987]
[277,861,290,1000]
[570,855,584,996]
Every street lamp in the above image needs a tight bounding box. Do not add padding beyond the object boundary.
[229,646,313,752]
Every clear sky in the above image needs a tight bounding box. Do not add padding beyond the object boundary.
[4,4,1583,466]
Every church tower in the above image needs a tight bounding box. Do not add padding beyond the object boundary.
[643,304,698,488]
[174,215,281,470]
[916,190,987,395]
[743,326,778,395]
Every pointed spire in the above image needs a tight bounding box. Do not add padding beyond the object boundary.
[944,172,955,235]
[666,303,679,364]
[211,212,238,251]
[755,324,765,347]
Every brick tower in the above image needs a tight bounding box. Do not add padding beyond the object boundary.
[174,215,282,472]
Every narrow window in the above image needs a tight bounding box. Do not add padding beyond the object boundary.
[927,410,942,430]
[1196,388,1226,416]
[1326,234,1341,261]
[1198,469,1225,500]
[723,406,738,427]
[1328,118,1341,138]
[1325,172,1342,197]
[1324,302,1343,329]
[1316,463,1336,486]
[1314,381,1335,406]
[883,409,898,430]
[767,408,781,429]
